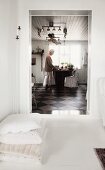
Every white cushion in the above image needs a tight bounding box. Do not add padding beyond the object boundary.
[0,113,41,134]
[0,130,42,144]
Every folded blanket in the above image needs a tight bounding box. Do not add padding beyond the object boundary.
[0,129,42,144]
[0,143,41,160]
[0,118,47,162]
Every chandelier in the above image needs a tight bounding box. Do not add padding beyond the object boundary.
[41,22,62,32]
[37,21,67,40]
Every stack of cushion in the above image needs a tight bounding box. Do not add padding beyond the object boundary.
[0,113,44,163]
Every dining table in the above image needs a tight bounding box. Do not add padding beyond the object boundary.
[53,69,73,89]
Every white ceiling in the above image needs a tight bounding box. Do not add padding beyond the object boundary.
[32,16,88,41]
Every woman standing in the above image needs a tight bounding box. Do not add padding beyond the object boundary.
[45,49,55,90]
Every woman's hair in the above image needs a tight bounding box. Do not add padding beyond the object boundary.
[49,49,54,55]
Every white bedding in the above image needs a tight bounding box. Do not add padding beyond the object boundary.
[0,118,47,163]
[0,143,41,160]
[0,113,41,134]
[0,129,42,144]
[0,152,41,164]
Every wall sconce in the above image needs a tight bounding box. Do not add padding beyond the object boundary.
[16,35,19,40]
[18,26,21,30]
[16,26,21,40]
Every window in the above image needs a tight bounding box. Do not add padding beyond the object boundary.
[49,43,82,69]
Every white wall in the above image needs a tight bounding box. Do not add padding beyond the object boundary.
[32,40,49,83]
[0,0,104,119]
[97,78,105,126]
[0,0,18,120]
[17,0,105,118]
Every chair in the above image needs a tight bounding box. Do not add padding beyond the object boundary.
[32,75,38,90]
[64,75,78,88]
[64,69,79,88]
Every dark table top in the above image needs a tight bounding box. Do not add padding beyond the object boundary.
[53,69,73,77]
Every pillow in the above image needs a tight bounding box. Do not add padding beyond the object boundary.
[0,129,42,144]
[0,113,41,134]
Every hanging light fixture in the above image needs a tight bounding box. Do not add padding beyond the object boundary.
[58,27,61,31]
[41,22,62,32]
[52,27,56,31]
[37,21,66,41]
[46,33,61,45]
[47,27,50,31]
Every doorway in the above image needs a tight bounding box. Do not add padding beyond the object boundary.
[30,10,92,114]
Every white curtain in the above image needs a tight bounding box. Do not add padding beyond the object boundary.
[49,43,82,69]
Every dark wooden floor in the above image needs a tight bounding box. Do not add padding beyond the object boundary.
[32,85,87,114]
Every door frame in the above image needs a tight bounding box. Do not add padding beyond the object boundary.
[29,10,92,114]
